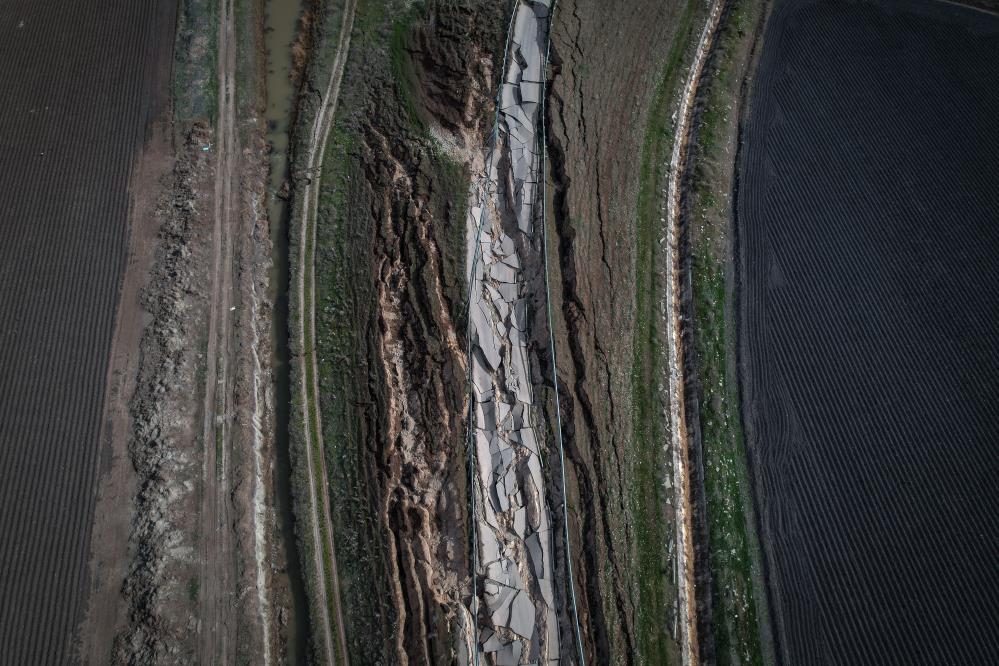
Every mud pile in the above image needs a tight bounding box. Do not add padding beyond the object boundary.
[115,124,213,663]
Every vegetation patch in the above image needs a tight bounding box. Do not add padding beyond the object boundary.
[630,1,706,662]
[686,0,767,662]
[174,0,219,123]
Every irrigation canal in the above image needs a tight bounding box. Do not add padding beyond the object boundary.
[264,0,308,661]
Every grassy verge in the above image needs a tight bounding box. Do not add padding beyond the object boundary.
[301,136,348,665]
[630,1,706,662]
[173,0,219,124]
[291,2,447,661]
[687,0,768,663]
[285,0,359,661]
[691,238,763,665]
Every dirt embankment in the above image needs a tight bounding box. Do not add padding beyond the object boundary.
[111,122,215,663]
[543,0,708,662]
[98,124,276,664]
[285,1,506,662]
[81,1,284,663]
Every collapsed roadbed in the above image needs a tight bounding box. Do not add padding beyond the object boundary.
[463,1,564,663]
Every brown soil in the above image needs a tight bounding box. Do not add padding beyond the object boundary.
[79,3,283,664]
[79,115,175,664]
[544,1,710,662]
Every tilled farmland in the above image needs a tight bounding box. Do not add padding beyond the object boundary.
[737,0,999,663]
[0,1,175,662]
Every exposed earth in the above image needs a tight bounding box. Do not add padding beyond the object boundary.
[2,1,996,664]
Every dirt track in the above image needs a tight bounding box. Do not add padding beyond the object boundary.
[198,0,239,662]
[295,1,356,662]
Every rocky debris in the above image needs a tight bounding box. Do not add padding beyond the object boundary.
[465,2,561,663]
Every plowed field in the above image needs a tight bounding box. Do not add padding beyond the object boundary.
[737,1,999,663]
[0,1,175,661]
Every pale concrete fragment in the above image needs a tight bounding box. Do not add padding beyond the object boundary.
[513,6,534,50]
[508,591,536,639]
[483,631,504,653]
[496,643,522,666]
[497,400,511,425]
[492,447,514,477]
[502,252,522,269]
[539,579,554,607]
[501,83,518,110]
[519,428,539,457]
[514,299,527,332]
[472,358,492,394]
[526,532,544,577]
[527,451,543,488]
[546,621,560,662]
[490,261,517,283]
[475,399,495,428]
[503,467,518,501]
[486,561,508,585]
[514,507,527,536]
[481,239,497,261]
[499,233,516,257]
[508,104,535,137]
[483,519,502,554]
[510,353,532,404]
[497,486,510,512]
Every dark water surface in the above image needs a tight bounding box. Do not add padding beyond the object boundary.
[737,1,999,662]
[265,0,308,662]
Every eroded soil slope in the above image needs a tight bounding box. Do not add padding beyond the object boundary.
[291,0,728,663]
[545,0,716,661]
[287,1,505,662]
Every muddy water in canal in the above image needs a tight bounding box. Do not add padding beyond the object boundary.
[265,0,307,661]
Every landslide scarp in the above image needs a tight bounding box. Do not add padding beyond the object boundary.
[287,1,505,661]
[290,0,756,662]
